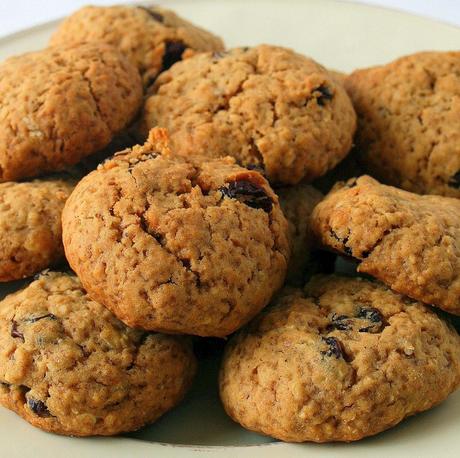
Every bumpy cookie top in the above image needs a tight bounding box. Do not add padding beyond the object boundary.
[50,5,224,86]
[345,51,460,197]
[62,128,290,337]
[141,45,356,184]
[0,272,196,436]
[0,42,142,182]
[311,175,460,315]
[277,183,323,285]
[220,275,460,442]
[0,179,74,281]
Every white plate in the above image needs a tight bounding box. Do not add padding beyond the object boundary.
[0,1,459,456]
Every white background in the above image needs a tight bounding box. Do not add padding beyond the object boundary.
[0,0,459,38]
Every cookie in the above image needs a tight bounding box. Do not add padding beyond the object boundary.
[140,45,356,184]
[345,51,460,197]
[62,128,290,337]
[277,183,324,285]
[328,68,347,85]
[219,275,460,442]
[0,271,196,436]
[0,42,142,182]
[311,175,460,315]
[50,5,224,87]
[0,179,74,281]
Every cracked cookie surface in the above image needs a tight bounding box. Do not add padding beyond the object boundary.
[277,183,323,285]
[50,5,224,87]
[311,175,460,315]
[0,179,74,281]
[219,275,460,442]
[0,42,142,182]
[0,271,196,436]
[345,51,460,197]
[62,128,290,337]
[140,45,356,184]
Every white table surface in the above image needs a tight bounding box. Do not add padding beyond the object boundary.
[0,0,459,40]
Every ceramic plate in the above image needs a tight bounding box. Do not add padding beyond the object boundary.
[0,1,459,456]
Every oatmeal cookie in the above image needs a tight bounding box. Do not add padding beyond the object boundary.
[0,179,74,281]
[0,42,142,181]
[220,275,460,442]
[140,45,356,184]
[345,51,460,197]
[50,5,224,86]
[311,175,460,315]
[0,272,196,436]
[62,128,289,336]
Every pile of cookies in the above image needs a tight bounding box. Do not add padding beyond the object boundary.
[0,3,459,443]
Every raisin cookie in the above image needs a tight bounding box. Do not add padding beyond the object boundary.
[345,51,460,197]
[0,271,196,436]
[62,128,289,337]
[50,5,224,87]
[0,179,74,281]
[220,275,460,442]
[140,45,356,184]
[277,183,324,285]
[0,43,142,182]
[311,175,460,315]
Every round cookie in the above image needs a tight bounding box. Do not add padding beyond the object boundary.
[0,178,74,281]
[62,128,290,337]
[140,45,356,184]
[311,175,460,316]
[328,68,347,86]
[277,183,324,285]
[345,51,460,197]
[0,271,196,436]
[0,42,142,182]
[50,5,224,87]
[219,275,460,442]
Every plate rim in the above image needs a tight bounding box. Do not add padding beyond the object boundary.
[1,0,460,48]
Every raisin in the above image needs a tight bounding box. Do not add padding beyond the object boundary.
[321,336,345,359]
[357,307,383,323]
[219,179,273,213]
[448,171,460,188]
[314,85,333,106]
[329,314,351,331]
[330,229,352,256]
[26,314,56,323]
[343,245,352,256]
[162,41,186,71]
[356,307,385,333]
[10,321,24,341]
[138,6,164,22]
[27,398,50,417]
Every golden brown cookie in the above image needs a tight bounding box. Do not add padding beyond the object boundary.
[62,128,290,337]
[50,5,224,86]
[140,45,356,184]
[0,271,196,436]
[328,68,347,85]
[345,51,460,197]
[0,43,142,182]
[311,175,460,315]
[220,275,460,442]
[0,179,74,281]
[277,183,323,285]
